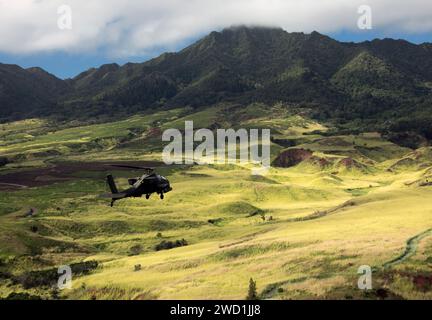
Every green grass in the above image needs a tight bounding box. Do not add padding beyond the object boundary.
[1,107,432,300]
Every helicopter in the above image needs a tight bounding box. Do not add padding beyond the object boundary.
[100,165,172,207]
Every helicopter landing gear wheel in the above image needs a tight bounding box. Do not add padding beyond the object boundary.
[160,193,164,200]
[145,194,150,199]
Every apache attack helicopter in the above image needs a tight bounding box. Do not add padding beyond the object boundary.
[100,165,172,207]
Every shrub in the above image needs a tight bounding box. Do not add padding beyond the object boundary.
[4,292,42,300]
[51,288,60,300]
[129,245,143,256]
[155,239,188,251]
[246,278,258,300]
[134,264,142,272]
[208,218,223,225]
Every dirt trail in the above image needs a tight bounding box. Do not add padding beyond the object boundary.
[286,200,356,223]
[0,182,28,190]
[383,228,432,268]
[0,160,164,190]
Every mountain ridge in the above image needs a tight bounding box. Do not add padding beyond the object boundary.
[1,26,432,140]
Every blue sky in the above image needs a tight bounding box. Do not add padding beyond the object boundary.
[1,29,432,80]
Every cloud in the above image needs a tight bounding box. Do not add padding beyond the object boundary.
[0,0,432,57]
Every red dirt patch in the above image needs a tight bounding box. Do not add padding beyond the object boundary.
[338,157,365,170]
[145,127,162,138]
[384,270,432,293]
[413,275,432,292]
[308,156,331,168]
[273,148,313,168]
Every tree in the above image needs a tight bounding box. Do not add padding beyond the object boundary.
[246,278,258,300]
[134,264,142,272]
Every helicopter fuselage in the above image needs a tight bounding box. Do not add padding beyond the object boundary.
[131,173,172,197]
[105,172,172,206]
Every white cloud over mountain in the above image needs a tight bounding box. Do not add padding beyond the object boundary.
[1,0,432,56]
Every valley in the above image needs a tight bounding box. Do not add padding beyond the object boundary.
[1,104,432,299]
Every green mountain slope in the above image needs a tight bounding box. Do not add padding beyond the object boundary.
[0,64,68,119]
[1,27,432,140]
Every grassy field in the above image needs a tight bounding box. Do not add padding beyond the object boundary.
[1,105,432,300]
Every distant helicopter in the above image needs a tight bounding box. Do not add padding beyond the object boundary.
[100,165,172,207]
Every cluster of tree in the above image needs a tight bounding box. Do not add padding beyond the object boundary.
[1,292,43,300]
[13,261,98,289]
[387,117,432,140]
